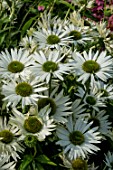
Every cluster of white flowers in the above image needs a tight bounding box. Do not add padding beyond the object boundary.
[0,10,113,170]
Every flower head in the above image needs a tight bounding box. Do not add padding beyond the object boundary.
[30,50,72,83]
[0,48,33,80]
[73,49,112,83]
[10,105,55,141]
[76,86,106,111]
[64,23,92,46]
[33,13,72,50]
[56,115,101,160]
[0,117,24,161]
[2,76,47,108]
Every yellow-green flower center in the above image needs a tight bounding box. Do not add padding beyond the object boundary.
[8,61,24,73]
[69,131,85,145]
[24,135,37,148]
[82,60,100,73]
[38,98,56,116]
[24,116,42,133]
[88,117,100,128]
[15,82,33,97]
[0,130,13,144]
[86,96,96,105]
[42,61,58,72]
[69,30,82,40]
[72,158,88,170]
[47,35,60,44]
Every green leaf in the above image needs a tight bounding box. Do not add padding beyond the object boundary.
[58,0,74,10]
[18,155,33,170]
[21,16,37,37]
[35,163,44,170]
[0,27,14,34]
[36,155,57,166]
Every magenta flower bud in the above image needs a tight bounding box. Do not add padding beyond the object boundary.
[38,5,45,11]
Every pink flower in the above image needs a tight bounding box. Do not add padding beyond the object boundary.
[37,5,45,11]
[107,15,113,31]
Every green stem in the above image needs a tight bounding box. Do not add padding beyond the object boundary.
[80,77,90,104]
[103,165,107,170]
[18,1,37,32]
[49,0,57,13]
[33,146,37,157]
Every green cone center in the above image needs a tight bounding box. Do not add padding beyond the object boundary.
[86,96,96,105]
[8,61,24,73]
[69,130,84,145]
[24,135,37,148]
[47,35,60,44]
[24,116,42,133]
[42,61,58,72]
[82,60,100,73]
[15,82,33,97]
[38,98,56,116]
[0,130,13,144]
[72,158,88,170]
[69,30,82,40]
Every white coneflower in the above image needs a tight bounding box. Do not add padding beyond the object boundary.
[30,50,72,83]
[64,23,92,46]
[56,115,101,160]
[10,105,55,141]
[2,76,48,108]
[60,153,98,170]
[33,13,72,50]
[0,117,24,161]
[73,48,113,83]
[0,48,33,80]
[76,86,106,111]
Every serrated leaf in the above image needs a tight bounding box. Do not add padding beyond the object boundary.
[36,155,57,166]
